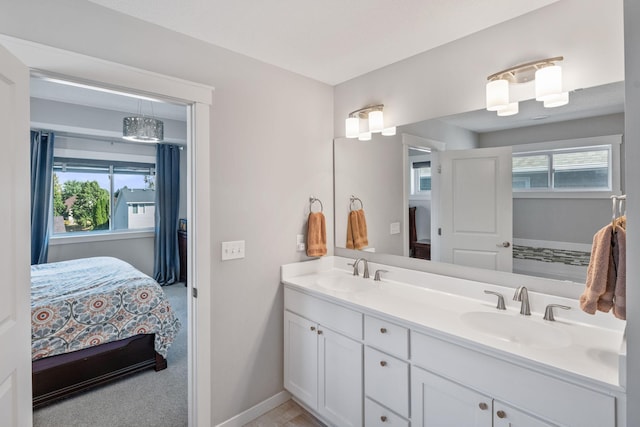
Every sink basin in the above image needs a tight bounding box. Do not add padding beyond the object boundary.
[316,275,374,293]
[460,311,571,349]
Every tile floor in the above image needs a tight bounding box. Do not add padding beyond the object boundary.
[243,400,325,427]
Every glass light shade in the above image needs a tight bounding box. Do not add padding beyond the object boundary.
[543,91,569,108]
[535,65,562,101]
[123,117,164,142]
[381,126,397,136]
[368,110,384,133]
[486,79,510,111]
[358,131,372,141]
[345,117,360,138]
[497,102,519,117]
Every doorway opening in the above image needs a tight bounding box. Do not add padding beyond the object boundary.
[29,74,192,427]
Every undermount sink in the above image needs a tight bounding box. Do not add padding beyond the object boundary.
[460,311,572,349]
[316,275,374,293]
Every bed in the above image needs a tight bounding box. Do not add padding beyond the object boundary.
[30,256,181,407]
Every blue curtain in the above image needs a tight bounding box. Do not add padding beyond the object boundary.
[30,131,55,265]
[154,144,181,285]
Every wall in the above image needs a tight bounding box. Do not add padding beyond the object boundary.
[335,134,404,255]
[0,0,334,425]
[48,235,155,276]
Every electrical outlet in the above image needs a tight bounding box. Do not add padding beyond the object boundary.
[221,240,245,260]
[296,234,306,252]
[390,222,401,235]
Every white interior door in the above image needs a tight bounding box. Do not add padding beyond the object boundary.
[438,146,513,272]
[0,43,33,427]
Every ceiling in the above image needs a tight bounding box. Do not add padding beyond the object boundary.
[86,0,560,85]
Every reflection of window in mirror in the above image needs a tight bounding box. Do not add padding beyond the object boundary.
[409,147,431,200]
[511,135,621,198]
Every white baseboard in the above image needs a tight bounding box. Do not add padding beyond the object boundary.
[215,390,291,427]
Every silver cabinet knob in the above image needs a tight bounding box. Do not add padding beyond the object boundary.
[380,415,387,422]
[478,402,488,410]
[317,330,323,335]
[380,361,387,367]
[496,410,506,419]
[380,327,387,334]
[310,326,316,331]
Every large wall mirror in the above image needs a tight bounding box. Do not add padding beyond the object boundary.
[334,81,624,284]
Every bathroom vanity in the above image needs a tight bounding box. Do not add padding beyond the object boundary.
[281,256,626,427]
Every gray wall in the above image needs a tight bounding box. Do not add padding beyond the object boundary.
[48,236,155,276]
[1,0,334,424]
[334,134,404,255]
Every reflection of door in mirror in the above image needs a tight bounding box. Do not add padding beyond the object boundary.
[438,147,513,272]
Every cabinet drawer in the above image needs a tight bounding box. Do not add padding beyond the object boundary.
[364,315,409,359]
[365,346,409,417]
[284,287,362,339]
[365,398,409,427]
[411,331,615,427]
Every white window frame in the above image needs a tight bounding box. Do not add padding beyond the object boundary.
[50,146,157,242]
[409,153,432,200]
[512,135,622,199]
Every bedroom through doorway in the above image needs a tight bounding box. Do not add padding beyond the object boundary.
[29,75,191,427]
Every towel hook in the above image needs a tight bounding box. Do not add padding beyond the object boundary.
[350,195,364,211]
[611,194,626,232]
[309,196,323,213]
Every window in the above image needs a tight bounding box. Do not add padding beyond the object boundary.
[512,145,612,192]
[410,158,432,198]
[53,158,155,235]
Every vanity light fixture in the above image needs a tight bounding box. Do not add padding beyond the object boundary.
[486,56,568,117]
[345,104,396,140]
[123,101,164,143]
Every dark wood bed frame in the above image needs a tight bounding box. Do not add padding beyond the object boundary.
[32,333,167,408]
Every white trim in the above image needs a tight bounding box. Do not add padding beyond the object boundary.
[214,391,291,427]
[49,230,154,245]
[0,35,214,105]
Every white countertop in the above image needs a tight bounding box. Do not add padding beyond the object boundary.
[281,256,626,393]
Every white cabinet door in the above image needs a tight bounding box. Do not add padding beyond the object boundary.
[494,401,556,427]
[0,43,32,427]
[318,327,363,427]
[284,311,318,410]
[412,367,492,427]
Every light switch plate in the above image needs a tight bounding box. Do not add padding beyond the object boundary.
[390,222,401,235]
[296,234,306,252]
[221,240,245,260]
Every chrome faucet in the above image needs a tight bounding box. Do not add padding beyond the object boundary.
[374,269,388,281]
[513,286,531,315]
[349,258,370,278]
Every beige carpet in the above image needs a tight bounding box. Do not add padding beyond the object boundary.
[33,282,188,427]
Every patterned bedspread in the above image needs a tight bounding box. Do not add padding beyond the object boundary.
[31,257,181,361]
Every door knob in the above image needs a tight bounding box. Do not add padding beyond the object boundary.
[496,241,511,248]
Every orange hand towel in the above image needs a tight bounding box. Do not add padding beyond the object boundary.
[306,212,327,257]
[580,223,627,318]
[346,209,368,250]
